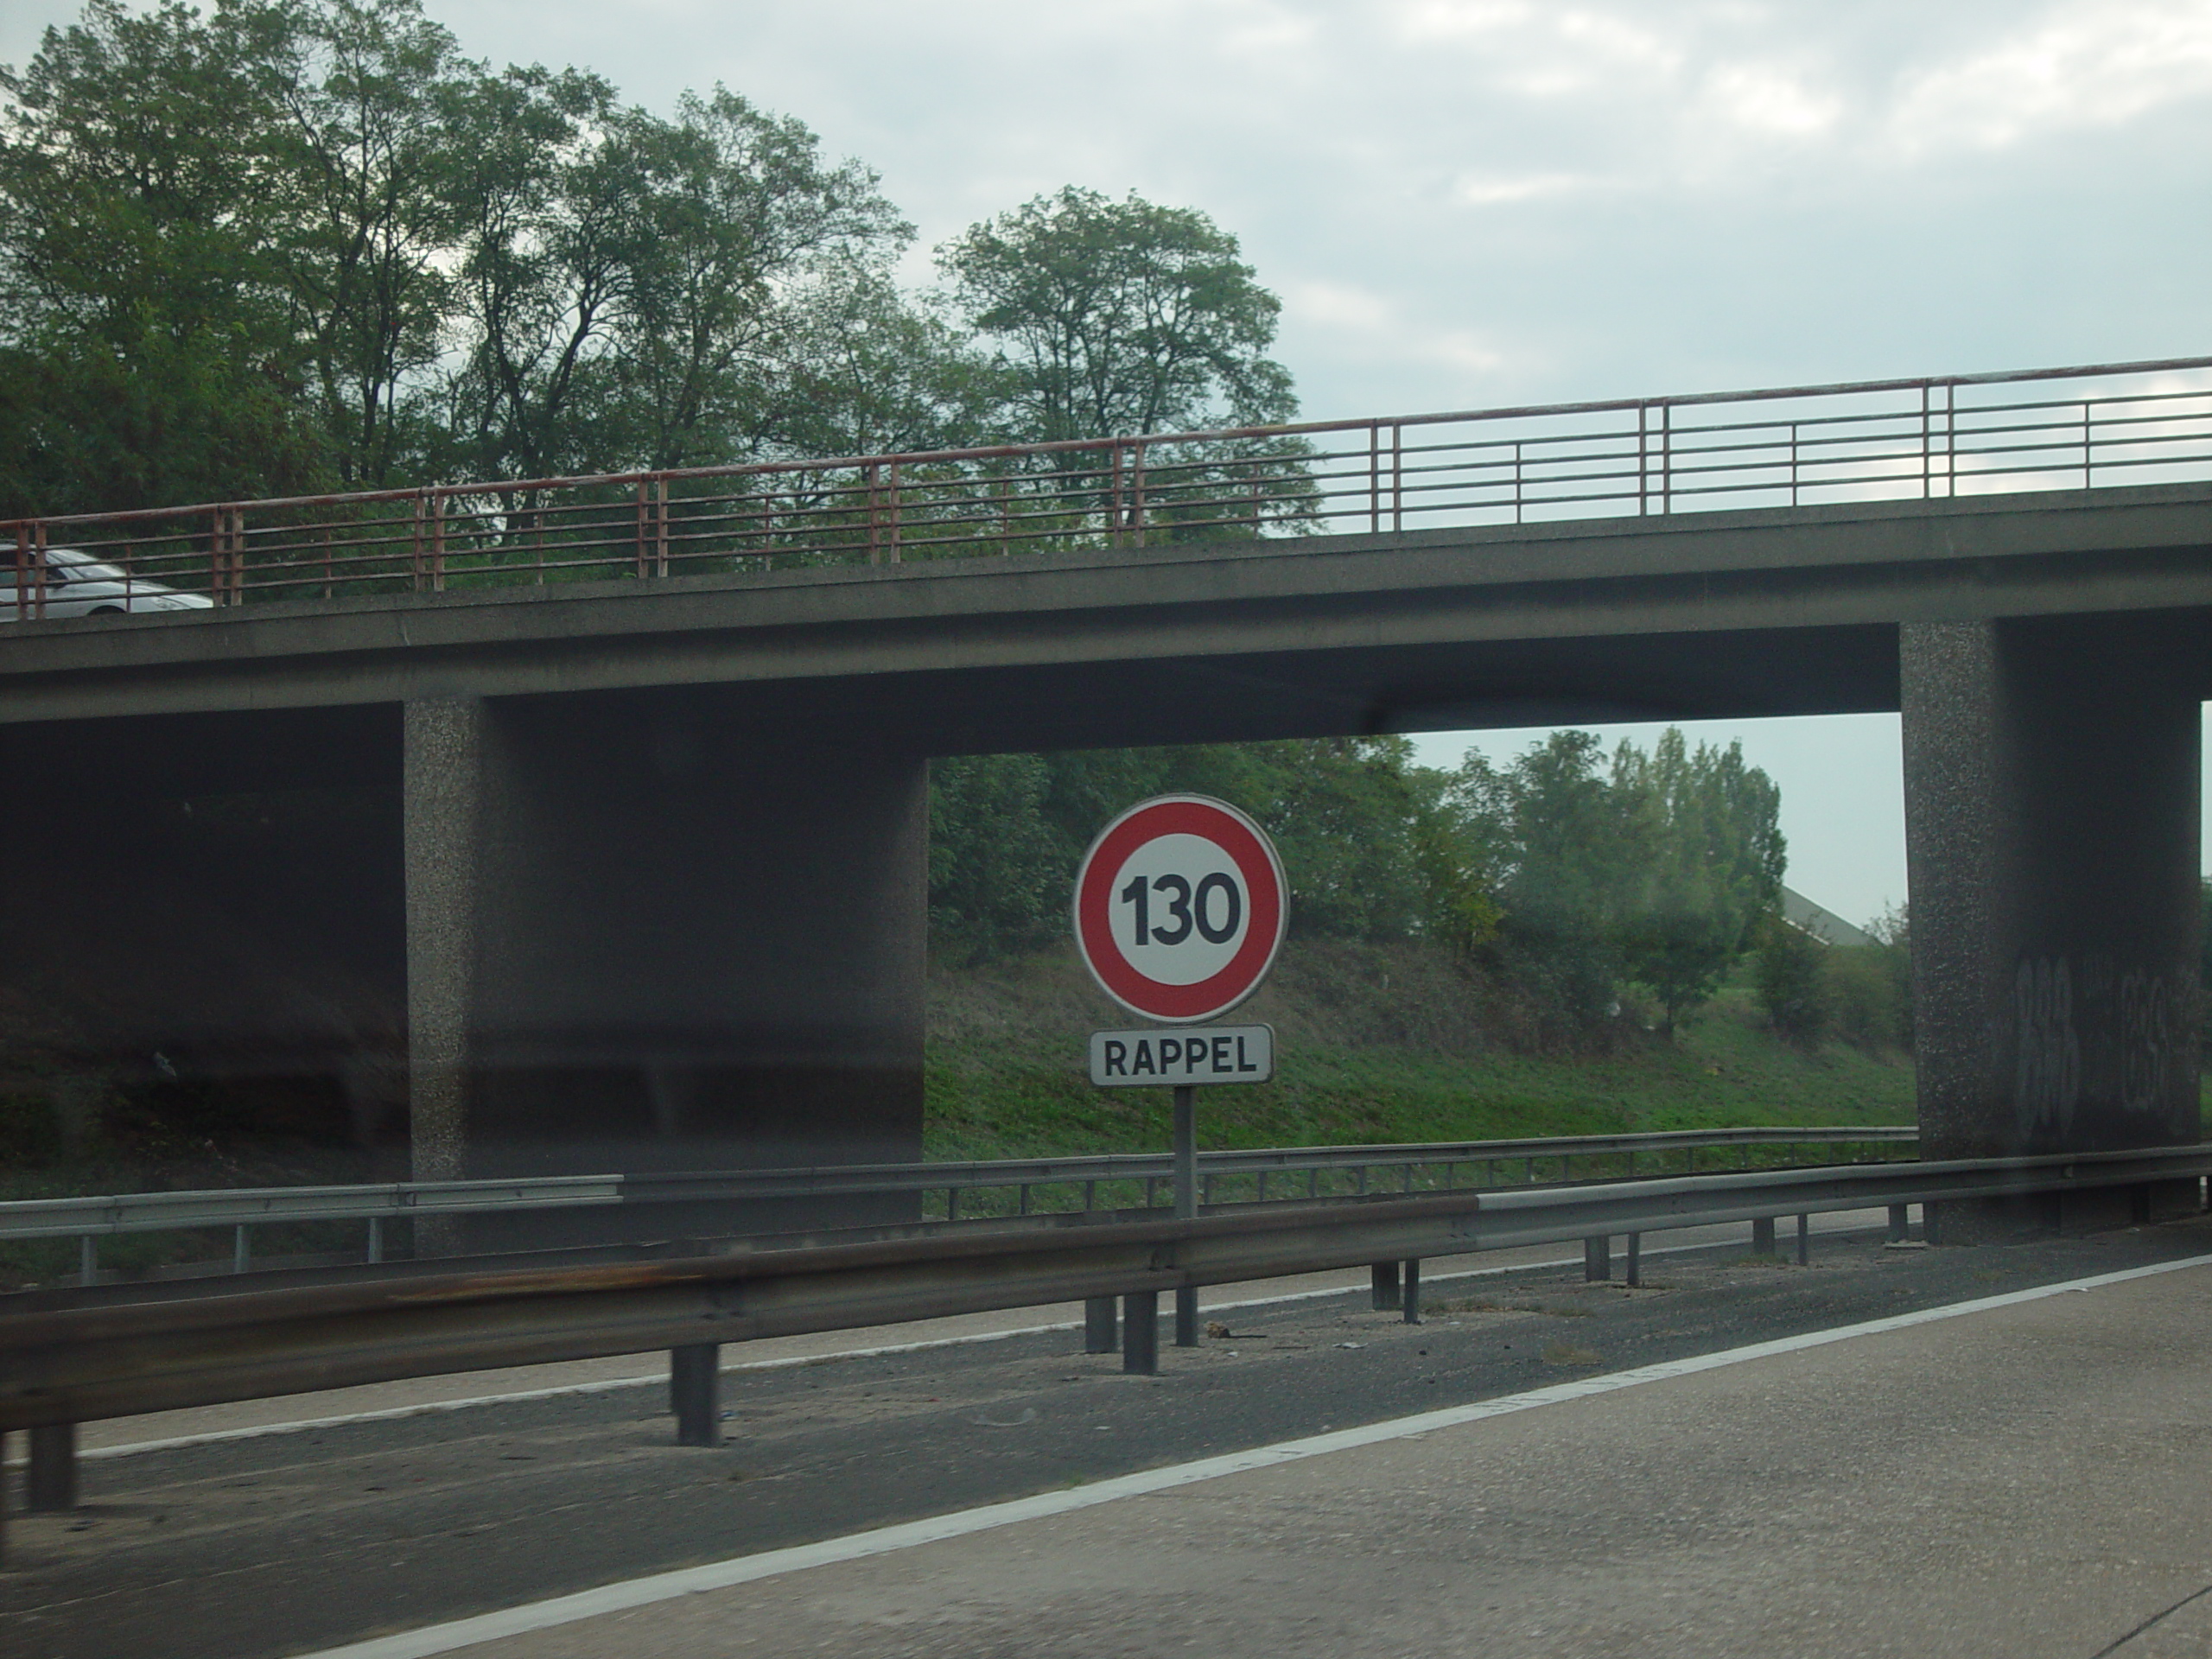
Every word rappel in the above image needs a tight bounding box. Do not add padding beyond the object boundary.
[1088,1026,1274,1087]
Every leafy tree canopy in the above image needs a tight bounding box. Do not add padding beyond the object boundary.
[0,0,957,511]
[936,186,1296,443]
[2,4,1309,524]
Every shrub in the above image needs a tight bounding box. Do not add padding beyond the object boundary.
[1825,946,1906,1050]
[1753,912,1829,1045]
[0,1090,62,1166]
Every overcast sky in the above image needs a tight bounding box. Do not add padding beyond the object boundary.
[7,0,2209,923]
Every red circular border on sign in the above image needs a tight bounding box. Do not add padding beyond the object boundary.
[1072,796,1286,1023]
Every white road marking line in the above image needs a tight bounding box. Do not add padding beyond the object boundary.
[285,1246,2212,1659]
[66,1218,1890,1463]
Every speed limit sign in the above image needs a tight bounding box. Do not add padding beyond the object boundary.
[1072,795,1287,1024]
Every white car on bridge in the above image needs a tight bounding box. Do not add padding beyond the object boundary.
[5,547,215,619]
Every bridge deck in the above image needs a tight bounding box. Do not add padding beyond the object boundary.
[4,483,2209,747]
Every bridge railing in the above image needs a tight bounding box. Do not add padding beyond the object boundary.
[12,354,2212,619]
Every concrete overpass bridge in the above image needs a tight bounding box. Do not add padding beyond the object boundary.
[4,357,2206,1241]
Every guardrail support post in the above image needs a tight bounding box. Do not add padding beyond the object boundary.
[1751,1217,1777,1256]
[1370,1261,1401,1311]
[1402,1259,1421,1324]
[27,1424,76,1511]
[233,1224,250,1274]
[1887,1204,1910,1243]
[1085,1295,1117,1353]
[1796,1213,1810,1266]
[78,1236,96,1287]
[367,1217,383,1264]
[1584,1236,1611,1282]
[671,1344,722,1446]
[1122,1291,1158,1374]
[1624,1233,1642,1287]
[1173,1085,1199,1346]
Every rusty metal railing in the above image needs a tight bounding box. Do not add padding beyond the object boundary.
[11,354,2212,620]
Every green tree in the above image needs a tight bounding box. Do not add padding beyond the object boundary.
[766,261,1005,461]
[607,89,912,471]
[1426,729,1784,1042]
[431,62,629,481]
[0,0,327,512]
[0,320,325,516]
[438,83,911,482]
[1612,730,1785,1036]
[3,0,932,513]
[1754,910,1831,1045]
[0,0,492,500]
[1824,944,1907,1049]
[927,753,1066,964]
[937,187,1296,444]
[1476,732,1637,1027]
[925,737,1458,966]
[255,0,469,486]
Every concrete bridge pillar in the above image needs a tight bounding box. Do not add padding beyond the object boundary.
[1901,616,2202,1233]
[404,693,928,1249]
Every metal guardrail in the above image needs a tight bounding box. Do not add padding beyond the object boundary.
[0,1127,1916,1282]
[0,1142,2202,1438]
[10,354,2212,616]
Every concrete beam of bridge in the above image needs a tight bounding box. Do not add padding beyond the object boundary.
[3,486,2209,746]
[3,483,2206,1245]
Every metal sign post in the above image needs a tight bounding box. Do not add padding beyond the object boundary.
[1072,797,1287,1365]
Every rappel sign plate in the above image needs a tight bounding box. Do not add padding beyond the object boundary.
[1089,1024,1274,1087]
[1072,794,1287,1025]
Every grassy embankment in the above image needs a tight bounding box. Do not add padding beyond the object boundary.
[924,938,1920,1192]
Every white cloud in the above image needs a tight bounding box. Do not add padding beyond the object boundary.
[1431,330,1512,376]
[1889,0,2212,152]
[1700,61,1845,137]
[1551,8,1687,74]
[1389,0,1684,99]
[1281,279,1396,332]
[1278,283,1513,388]
[1389,0,1535,42]
[1216,2,1324,56]
[1452,173,1595,207]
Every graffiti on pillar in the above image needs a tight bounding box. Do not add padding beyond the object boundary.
[2118,970,2174,1117]
[2012,956,2080,1136]
[2014,951,2189,1137]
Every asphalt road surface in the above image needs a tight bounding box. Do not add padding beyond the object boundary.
[7,1218,2211,1659]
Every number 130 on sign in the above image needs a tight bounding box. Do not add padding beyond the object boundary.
[1072,795,1288,1025]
